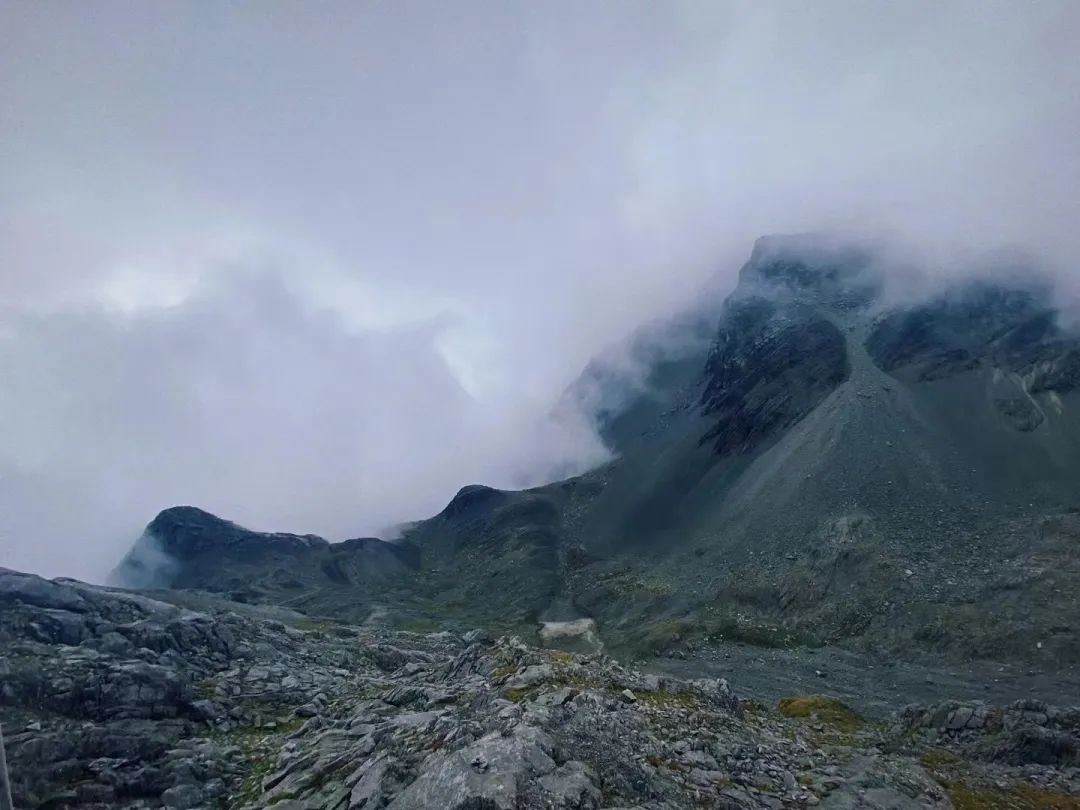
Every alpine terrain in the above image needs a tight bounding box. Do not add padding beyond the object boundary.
[6,235,1080,809]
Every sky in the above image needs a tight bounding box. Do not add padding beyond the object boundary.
[2,1,1079,581]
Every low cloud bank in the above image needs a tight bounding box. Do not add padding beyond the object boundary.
[1,2,1078,580]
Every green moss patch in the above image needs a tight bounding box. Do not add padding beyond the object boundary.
[777,695,863,732]
[919,750,1080,810]
[940,780,1080,810]
[633,689,700,710]
[919,748,960,769]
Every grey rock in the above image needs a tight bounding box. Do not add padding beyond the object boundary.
[348,755,394,807]
[387,726,555,810]
[538,761,601,809]
[946,706,974,730]
[0,568,90,612]
[161,783,204,809]
[5,564,1078,810]
[504,664,553,689]
[93,631,136,656]
[537,687,576,707]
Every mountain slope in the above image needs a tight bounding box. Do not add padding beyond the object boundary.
[113,235,1080,667]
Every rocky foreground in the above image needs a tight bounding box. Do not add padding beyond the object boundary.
[2,568,1078,809]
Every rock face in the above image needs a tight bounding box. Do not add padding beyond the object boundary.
[699,297,850,456]
[865,281,1080,392]
[4,567,1079,809]
[1,567,363,808]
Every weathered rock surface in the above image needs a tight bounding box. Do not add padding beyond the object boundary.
[3,568,1078,808]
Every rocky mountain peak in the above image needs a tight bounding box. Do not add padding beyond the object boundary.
[111,506,418,597]
[145,506,328,558]
[866,276,1080,396]
[437,484,509,521]
[736,233,882,310]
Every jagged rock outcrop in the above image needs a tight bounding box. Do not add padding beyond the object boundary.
[699,297,850,455]
[4,568,1080,808]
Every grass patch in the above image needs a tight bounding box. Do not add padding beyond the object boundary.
[1011,784,1080,809]
[217,716,304,741]
[920,751,1080,809]
[738,699,768,716]
[645,753,686,772]
[490,663,518,680]
[940,781,1080,810]
[634,689,700,710]
[777,695,863,732]
[543,649,576,666]
[227,732,278,806]
[276,717,304,735]
[600,571,677,598]
[288,617,337,633]
[401,617,440,633]
[919,748,960,769]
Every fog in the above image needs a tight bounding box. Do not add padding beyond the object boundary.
[2,1,1078,581]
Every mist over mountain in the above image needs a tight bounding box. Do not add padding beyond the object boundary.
[108,233,1080,667]
[3,2,1080,582]
[7,231,1080,810]
[6,5,1080,809]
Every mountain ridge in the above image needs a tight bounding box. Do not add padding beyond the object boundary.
[111,235,1080,668]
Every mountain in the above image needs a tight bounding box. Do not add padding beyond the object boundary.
[113,505,418,603]
[112,234,1080,667]
[12,233,1080,809]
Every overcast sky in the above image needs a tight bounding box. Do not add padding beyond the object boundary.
[2,1,1079,581]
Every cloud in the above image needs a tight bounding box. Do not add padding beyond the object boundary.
[619,2,1080,276]
[1,1,1078,580]
[0,266,608,580]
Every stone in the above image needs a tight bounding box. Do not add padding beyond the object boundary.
[386,726,555,810]
[463,628,491,645]
[349,755,394,808]
[538,761,601,809]
[946,706,975,730]
[161,783,204,809]
[0,569,90,612]
[537,687,576,707]
[504,664,553,689]
[5,564,1079,810]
